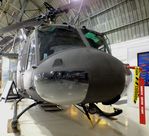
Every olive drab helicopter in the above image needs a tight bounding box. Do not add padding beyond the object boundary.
[0,2,131,129]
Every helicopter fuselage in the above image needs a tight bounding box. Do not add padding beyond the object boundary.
[17,24,131,105]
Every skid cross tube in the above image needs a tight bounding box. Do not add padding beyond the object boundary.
[11,98,42,129]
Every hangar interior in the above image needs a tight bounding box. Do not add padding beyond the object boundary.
[0,0,149,136]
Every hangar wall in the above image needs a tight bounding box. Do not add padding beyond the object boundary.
[79,0,149,44]
[1,57,17,90]
[111,36,149,109]
[51,0,149,44]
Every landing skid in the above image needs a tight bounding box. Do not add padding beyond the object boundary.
[11,98,61,130]
[88,103,122,117]
[11,97,42,129]
[78,103,122,121]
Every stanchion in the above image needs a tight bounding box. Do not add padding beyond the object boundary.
[139,78,146,125]
[127,66,146,125]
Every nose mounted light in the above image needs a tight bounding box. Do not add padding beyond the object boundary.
[69,0,84,4]
[70,0,81,2]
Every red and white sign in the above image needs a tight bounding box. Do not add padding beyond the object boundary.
[139,78,146,125]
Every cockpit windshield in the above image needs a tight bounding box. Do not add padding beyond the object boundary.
[37,25,85,61]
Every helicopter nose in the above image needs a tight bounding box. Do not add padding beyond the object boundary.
[34,47,126,105]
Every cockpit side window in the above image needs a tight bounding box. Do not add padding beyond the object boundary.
[81,28,111,54]
[27,39,36,69]
[19,40,30,71]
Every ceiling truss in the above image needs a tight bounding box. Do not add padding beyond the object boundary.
[0,0,46,52]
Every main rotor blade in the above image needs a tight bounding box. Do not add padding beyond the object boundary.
[0,2,82,34]
[0,18,43,34]
[0,52,18,57]
[58,2,81,11]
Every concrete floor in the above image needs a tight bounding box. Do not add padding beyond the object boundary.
[0,99,149,136]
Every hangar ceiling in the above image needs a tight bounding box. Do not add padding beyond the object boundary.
[0,0,149,52]
[0,0,44,29]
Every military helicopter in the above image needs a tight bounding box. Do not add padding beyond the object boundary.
[0,2,131,129]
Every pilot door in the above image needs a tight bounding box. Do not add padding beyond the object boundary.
[17,39,30,90]
[23,36,36,90]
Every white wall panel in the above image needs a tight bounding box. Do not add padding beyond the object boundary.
[111,36,149,109]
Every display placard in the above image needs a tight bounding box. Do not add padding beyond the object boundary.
[138,52,149,86]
